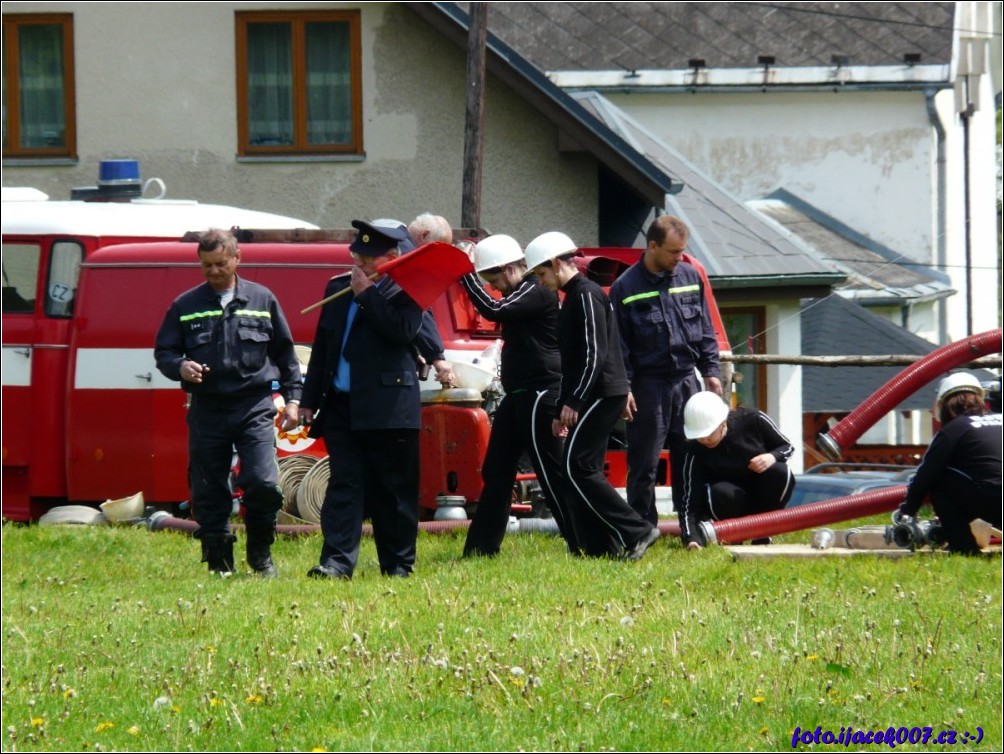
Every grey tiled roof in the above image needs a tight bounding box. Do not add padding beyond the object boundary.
[465,2,956,71]
[749,189,954,304]
[801,295,942,411]
[574,91,844,285]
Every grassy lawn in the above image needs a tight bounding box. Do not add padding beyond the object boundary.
[2,520,1000,751]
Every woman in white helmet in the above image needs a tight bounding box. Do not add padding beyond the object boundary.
[677,391,796,549]
[896,372,1001,554]
[525,231,660,560]
[458,234,579,556]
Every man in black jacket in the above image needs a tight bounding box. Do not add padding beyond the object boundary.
[458,234,577,556]
[300,220,425,579]
[155,228,301,576]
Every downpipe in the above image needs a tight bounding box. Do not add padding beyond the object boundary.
[817,329,1002,461]
[698,485,907,546]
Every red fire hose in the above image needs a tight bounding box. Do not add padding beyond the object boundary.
[698,485,907,545]
[817,329,1002,461]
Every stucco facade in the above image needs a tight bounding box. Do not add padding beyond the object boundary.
[3,2,599,244]
[603,84,1000,343]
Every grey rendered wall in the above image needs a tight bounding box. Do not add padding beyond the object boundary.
[3,2,598,244]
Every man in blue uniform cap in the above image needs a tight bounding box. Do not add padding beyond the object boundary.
[300,219,428,578]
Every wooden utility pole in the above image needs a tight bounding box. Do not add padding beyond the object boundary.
[461,2,488,229]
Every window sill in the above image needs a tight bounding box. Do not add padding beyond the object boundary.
[236,154,366,164]
[3,157,79,167]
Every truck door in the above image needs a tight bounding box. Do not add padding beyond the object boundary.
[1,237,83,518]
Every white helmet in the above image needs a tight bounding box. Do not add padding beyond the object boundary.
[935,372,984,412]
[683,391,730,439]
[523,231,577,275]
[473,234,523,273]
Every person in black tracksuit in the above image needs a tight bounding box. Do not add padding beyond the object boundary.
[458,235,577,556]
[526,232,660,560]
[677,394,795,549]
[155,228,301,576]
[897,375,1002,554]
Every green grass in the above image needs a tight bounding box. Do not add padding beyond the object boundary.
[2,520,1001,751]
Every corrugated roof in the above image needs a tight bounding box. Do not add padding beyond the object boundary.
[574,91,844,286]
[463,2,956,72]
[749,189,954,305]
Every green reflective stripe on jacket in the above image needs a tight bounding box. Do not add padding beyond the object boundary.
[179,309,223,322]
[621,283,699,305]
[667,283,700,295]
[621,290,661,305]
[232,309,272,318]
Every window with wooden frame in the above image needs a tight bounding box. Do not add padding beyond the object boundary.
[721,306,767,410]
[2,13,76,159]
[236,10,362,156]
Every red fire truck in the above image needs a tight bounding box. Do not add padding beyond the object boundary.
[2,176,730,522]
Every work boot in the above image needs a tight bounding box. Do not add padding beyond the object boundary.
[245,523,278,578]
[201,533,237,575]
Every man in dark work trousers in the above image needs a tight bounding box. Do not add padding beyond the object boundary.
[300,220,425,579]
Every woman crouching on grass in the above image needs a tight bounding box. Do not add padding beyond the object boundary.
[895,372,1002,555]
[524,231,660,561]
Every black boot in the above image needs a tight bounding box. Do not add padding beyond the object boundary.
[200,533,237,575]
[245,523,278,577]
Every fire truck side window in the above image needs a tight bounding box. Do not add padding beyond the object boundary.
[1,244,40,314]
[45,241,83,318]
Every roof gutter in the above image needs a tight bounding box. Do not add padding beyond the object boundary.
[710,273,845,289]
[410,2,677,206]
[548,64,953,93]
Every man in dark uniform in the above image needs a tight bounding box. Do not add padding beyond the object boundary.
[155,228,301,576]
[300,220,425,579]
[610,215,722,526]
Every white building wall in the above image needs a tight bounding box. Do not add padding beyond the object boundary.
[764,300,804,473]
[606,86,1000,343]
[606,90,935,260]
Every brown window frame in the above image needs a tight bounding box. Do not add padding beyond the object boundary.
[721,305,768,410]
[235,10,362,157]
[2,13,76,159]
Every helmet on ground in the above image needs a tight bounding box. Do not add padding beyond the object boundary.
[523,231,577,275]
[935,372,984,412]
[473,234,523,273]
[683,391,730,439]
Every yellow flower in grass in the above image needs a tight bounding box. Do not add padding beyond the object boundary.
[30,717,45,728]
[95,721,115,732]
[752,695,766,704]
[245,694,264,705]
[127,726,140,735]
[209,698,222,707]
[806,654,819,661]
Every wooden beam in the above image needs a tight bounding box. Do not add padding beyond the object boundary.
[461,3,488,229]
